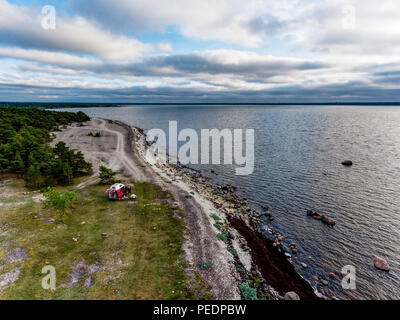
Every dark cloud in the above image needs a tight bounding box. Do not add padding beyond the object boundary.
[11,51,328,79]
[246,14,284,37]
[131,54,328,76]
[1,80,399,103]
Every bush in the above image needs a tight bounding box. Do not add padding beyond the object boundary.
[42,187,77,219]
[99,165,117,185]
[217,233,228,242]
[239,282,258,300]
[210,214,221,221]
[228,247,238,256]
[88,132,101,137]
[200,262,211,270]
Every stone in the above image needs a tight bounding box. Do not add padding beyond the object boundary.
[312,276,319,281]
[374,256,390,271]
[301,262,308,268]
[321,279,329,286]
[322,216,336,226]
[307,210,315,216]
[342,160,353,166]
[0,267,21,290]
[6,247,27,263]
[329,272,336,278]
[284,291,300,300]
[83,277,94,290]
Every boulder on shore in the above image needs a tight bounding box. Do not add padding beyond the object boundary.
[342,160,353,166]
[374,256,390,271]
[284,291,300,300]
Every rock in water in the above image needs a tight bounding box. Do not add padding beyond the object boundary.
[284,292,300,300]
[374,256,390,271]
[322,215,336,226]
[342,160,353,166]
[307,210,316,216]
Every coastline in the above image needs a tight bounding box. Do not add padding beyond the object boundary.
[53,117,318,300]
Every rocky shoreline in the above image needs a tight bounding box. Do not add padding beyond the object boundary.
[178,165,319,300]
[128,122,319,300]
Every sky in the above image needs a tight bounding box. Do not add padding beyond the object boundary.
[0,0,399,103]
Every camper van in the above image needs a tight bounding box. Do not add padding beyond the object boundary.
[105,183,131,200]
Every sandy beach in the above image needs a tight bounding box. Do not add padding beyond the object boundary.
[52,117,317,300]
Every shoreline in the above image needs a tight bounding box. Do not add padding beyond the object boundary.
[53,117,318,300]
[118,119,318,300]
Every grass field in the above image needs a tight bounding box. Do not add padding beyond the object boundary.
[0,180,200,300]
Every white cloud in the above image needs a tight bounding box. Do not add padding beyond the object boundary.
[72,0,298,47]
[157,41,173,52]
[0,47,103,69]
[1,0,400,102]
[0,0,150,60]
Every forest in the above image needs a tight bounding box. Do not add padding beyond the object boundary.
[0,107,92,188]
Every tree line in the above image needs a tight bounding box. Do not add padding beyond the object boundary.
[0,107,93,188]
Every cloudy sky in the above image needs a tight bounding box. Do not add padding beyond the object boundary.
[0,0,399,102]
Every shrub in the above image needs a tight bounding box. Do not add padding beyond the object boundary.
[228,247,238,256]
[217,233,228,242]
[99,166,117,185]
[200,262,211,270]
[239,282,258,300]
[42,187,77,219]
[210,214,221,221]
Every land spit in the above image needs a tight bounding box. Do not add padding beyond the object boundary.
[52,117,317,300]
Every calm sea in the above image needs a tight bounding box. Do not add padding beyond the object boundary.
[54,105,400,300]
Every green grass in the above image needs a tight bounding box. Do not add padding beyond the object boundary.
[0,181,196,300]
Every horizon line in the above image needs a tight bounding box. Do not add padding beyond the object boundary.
[2,102,400,107]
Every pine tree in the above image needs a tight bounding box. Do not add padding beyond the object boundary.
[58,162,74,185]
[99,166,117,185]
[12,151,25,177]
[25,165,43,189]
